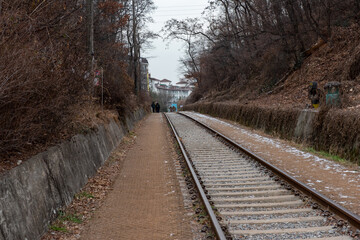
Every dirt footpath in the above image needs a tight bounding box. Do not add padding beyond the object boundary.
[80,113,192,240]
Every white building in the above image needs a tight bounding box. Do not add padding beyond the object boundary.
[149,76,195,110]
[149,76,160,93]
[156,85,192,107]
[176,81,188,88]
[176,79,197,89]
[159,79,171,87]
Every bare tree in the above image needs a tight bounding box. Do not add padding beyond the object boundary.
[168,0,359,99]
[0,0,149,159]
[123,0,155,94]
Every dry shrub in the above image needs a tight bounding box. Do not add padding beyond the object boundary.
[186,87,203,104]
[349,54,360,80]
[97,61,135,108]
[0,1,88,159]
[185,102,301,140]
[314,109,360,163]
[0,0,150,166]
[93,2,140,117]
[185,102,360,164]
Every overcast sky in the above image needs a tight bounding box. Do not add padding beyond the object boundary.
[145,0,209,83]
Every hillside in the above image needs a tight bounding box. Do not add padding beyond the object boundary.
[0,102,120,173]
[183,22,360,166]
[250,23,360,109]
[195,23,360,110]
[0,1,153,172]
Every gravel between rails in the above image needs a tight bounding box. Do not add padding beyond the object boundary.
[166,113,353,240]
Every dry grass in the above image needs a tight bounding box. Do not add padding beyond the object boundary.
[185,102,360,164]
[0,99,120,174]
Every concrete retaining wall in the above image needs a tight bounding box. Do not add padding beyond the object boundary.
[0,109,146,240]
[294,109,317,141]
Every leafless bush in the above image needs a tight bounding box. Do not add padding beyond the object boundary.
[0,0,152,162]
[166,0,360,99]
[93,2,138,114]
[0,1,88,159]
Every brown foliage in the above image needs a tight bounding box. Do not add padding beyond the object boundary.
[94,0,138,112]
[181,0,360,100]
[313,108,360,163]
[0,1,89,159]
[185,102,360,164]
[185,102,300,140]
[0,0,137,161]
[349,55,360,80]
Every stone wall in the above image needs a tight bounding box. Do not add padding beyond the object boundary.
[184,102,360,164]
[0,109,146,240]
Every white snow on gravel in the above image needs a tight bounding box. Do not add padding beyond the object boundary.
[187,112,360,177]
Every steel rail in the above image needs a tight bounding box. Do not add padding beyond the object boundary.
[164,113,227,240]
[179,112,360,230]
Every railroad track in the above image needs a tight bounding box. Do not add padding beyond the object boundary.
[165,112,360,240]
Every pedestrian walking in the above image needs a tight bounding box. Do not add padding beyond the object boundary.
[155,102,160,113]
[151,102,155,112]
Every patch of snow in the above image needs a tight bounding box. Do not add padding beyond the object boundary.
[188,112,360,178]
[339,195,349,199]
[343,170,358,173]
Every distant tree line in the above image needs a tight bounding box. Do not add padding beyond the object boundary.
[163,0,360,102]
[0,0,154,159]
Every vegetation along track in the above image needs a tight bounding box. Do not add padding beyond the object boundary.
[165,112,360,240]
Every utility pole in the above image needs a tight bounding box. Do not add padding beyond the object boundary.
[86,0,95,97]
[87,0,94,57]
[132,0,140,95]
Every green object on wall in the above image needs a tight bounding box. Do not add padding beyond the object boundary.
[324,81,341,106]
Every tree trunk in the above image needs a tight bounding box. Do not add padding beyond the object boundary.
[271,1,289,51]
[86,0,94,56]
[132,0,140,95]
[284,0,305,52]
[300,0,323,40]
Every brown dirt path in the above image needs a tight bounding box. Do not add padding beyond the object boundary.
[80,113,192,240]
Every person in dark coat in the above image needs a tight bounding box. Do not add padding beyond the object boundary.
[151,102,155,112]
[155,102,160,113]
[308,82,320,108]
